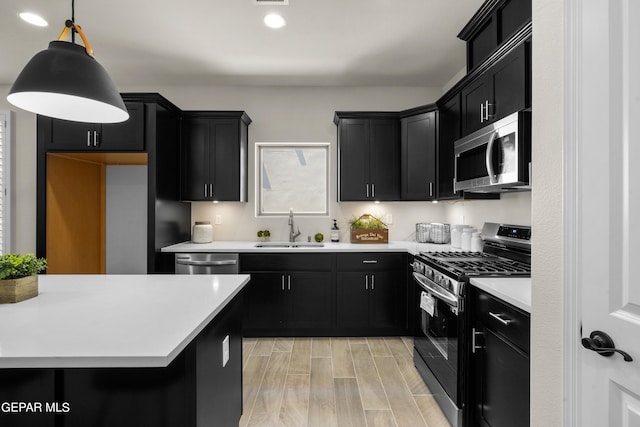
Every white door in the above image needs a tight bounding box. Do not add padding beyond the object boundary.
[573,0,640,425]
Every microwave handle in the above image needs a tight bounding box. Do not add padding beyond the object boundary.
[485,131,498,184]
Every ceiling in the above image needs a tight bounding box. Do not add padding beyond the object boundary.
[1,0,484,88]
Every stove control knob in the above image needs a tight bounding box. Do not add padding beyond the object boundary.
[425,268,434,279]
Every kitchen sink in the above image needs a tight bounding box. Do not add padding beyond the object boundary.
[254,242,324,248]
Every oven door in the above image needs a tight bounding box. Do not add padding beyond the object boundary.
[413,272,461,404]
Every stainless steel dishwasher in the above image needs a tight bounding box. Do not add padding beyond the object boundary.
[174,253,239,274]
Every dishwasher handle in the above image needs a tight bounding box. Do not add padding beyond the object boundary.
[175,259,237,266]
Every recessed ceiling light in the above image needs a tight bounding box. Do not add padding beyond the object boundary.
[264,13,286,29]
[19,12,48,27]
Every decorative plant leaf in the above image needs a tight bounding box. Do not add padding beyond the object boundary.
[0,254,47,280]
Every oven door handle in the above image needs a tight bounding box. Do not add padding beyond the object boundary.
[412,272,458,308]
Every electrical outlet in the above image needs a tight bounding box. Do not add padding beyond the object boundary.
[222,335,230,367]
[385,213,393,224]
[215,215,222,225]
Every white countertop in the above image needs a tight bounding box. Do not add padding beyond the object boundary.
[470,277,531,313]
[161,240,453,256]
[0,274,250,369]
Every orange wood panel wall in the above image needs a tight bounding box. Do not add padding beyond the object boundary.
[46,154,106,274]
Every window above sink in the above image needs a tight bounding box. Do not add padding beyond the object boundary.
[255,142,329,217]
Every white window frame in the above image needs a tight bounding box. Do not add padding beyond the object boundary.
[255,142,330,217]
[0,111,14,255]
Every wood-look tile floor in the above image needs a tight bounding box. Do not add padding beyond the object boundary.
[240,337,451,427]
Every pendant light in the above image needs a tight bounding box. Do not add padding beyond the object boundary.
[7,0,128,123]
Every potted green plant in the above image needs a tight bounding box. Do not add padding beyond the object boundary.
[348,214,389,243]
[0,253,47,303]
[256,230,271,242]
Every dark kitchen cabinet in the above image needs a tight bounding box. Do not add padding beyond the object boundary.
[459,0,532,71]
[241,253,334,336]
[461,41,529,136]
[336,253,407,334]
[400,107,438,201]
[437,93,462,199]
[335,113,400,201]
[469,287,530,427]
[180,111,251,202]
[39,102,145,151]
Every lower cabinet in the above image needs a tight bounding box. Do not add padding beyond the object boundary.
[243,271,333,334]
[241,254,334,336]
[469,287,530,427]
[336,253,407,335]
[240,252,408,337]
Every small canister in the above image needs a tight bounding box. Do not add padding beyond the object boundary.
[450,225,465,248]
[461,227,476,251]
[192,221,213,243]
[471,232,483,252]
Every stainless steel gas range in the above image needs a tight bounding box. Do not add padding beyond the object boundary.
[411,222,531,427]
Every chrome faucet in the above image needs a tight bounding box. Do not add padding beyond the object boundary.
[288,208,301,242]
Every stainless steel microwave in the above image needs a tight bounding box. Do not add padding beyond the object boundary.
[454,111,531,193]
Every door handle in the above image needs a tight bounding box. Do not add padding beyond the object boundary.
[472,328,484,353]
[581,331,633,362]
[87,130,91,147]
[93,130,99,147]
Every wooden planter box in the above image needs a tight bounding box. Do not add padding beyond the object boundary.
[0,275,39,303]
[350,229,389,244]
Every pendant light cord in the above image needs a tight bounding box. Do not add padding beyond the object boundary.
[71,0,75,43]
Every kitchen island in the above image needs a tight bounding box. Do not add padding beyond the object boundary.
[0,274,250,427]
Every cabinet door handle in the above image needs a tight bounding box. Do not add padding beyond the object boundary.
[366,184,370,198]
[485,100,493,121]
[209,183,213,199]
[489,312,512,326]
[93,130,99,147]
[362,260,378,264]
[87,131,91,147]
[371,274,375,290]
[282,275,285,291]
[480,103,485,123]
[429,181,433,197]
[204,183,208,198]
[372,183,375,198]
[365,275,368,290]
[288,275,291,291]
[472,328,485,353]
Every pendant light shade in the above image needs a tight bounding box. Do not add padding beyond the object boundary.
[7,12,128,123]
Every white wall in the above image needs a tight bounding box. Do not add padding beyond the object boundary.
[531,0,564,426]
[106,165,147,274]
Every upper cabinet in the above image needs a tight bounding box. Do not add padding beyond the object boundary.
[38,102,145,151]
[461,42,531,135]
[334,113,400,202]
[460,41,530,135]
[437,94,461,200]
[400,107,438,201]
[180,111,251,202]
[459,0,532,71]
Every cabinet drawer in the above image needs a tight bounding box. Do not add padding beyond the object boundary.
[475,290,530,353]
[241,253,333,272]
[336,253,406,271]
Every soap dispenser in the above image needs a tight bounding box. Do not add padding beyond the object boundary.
[331,219,340,243]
